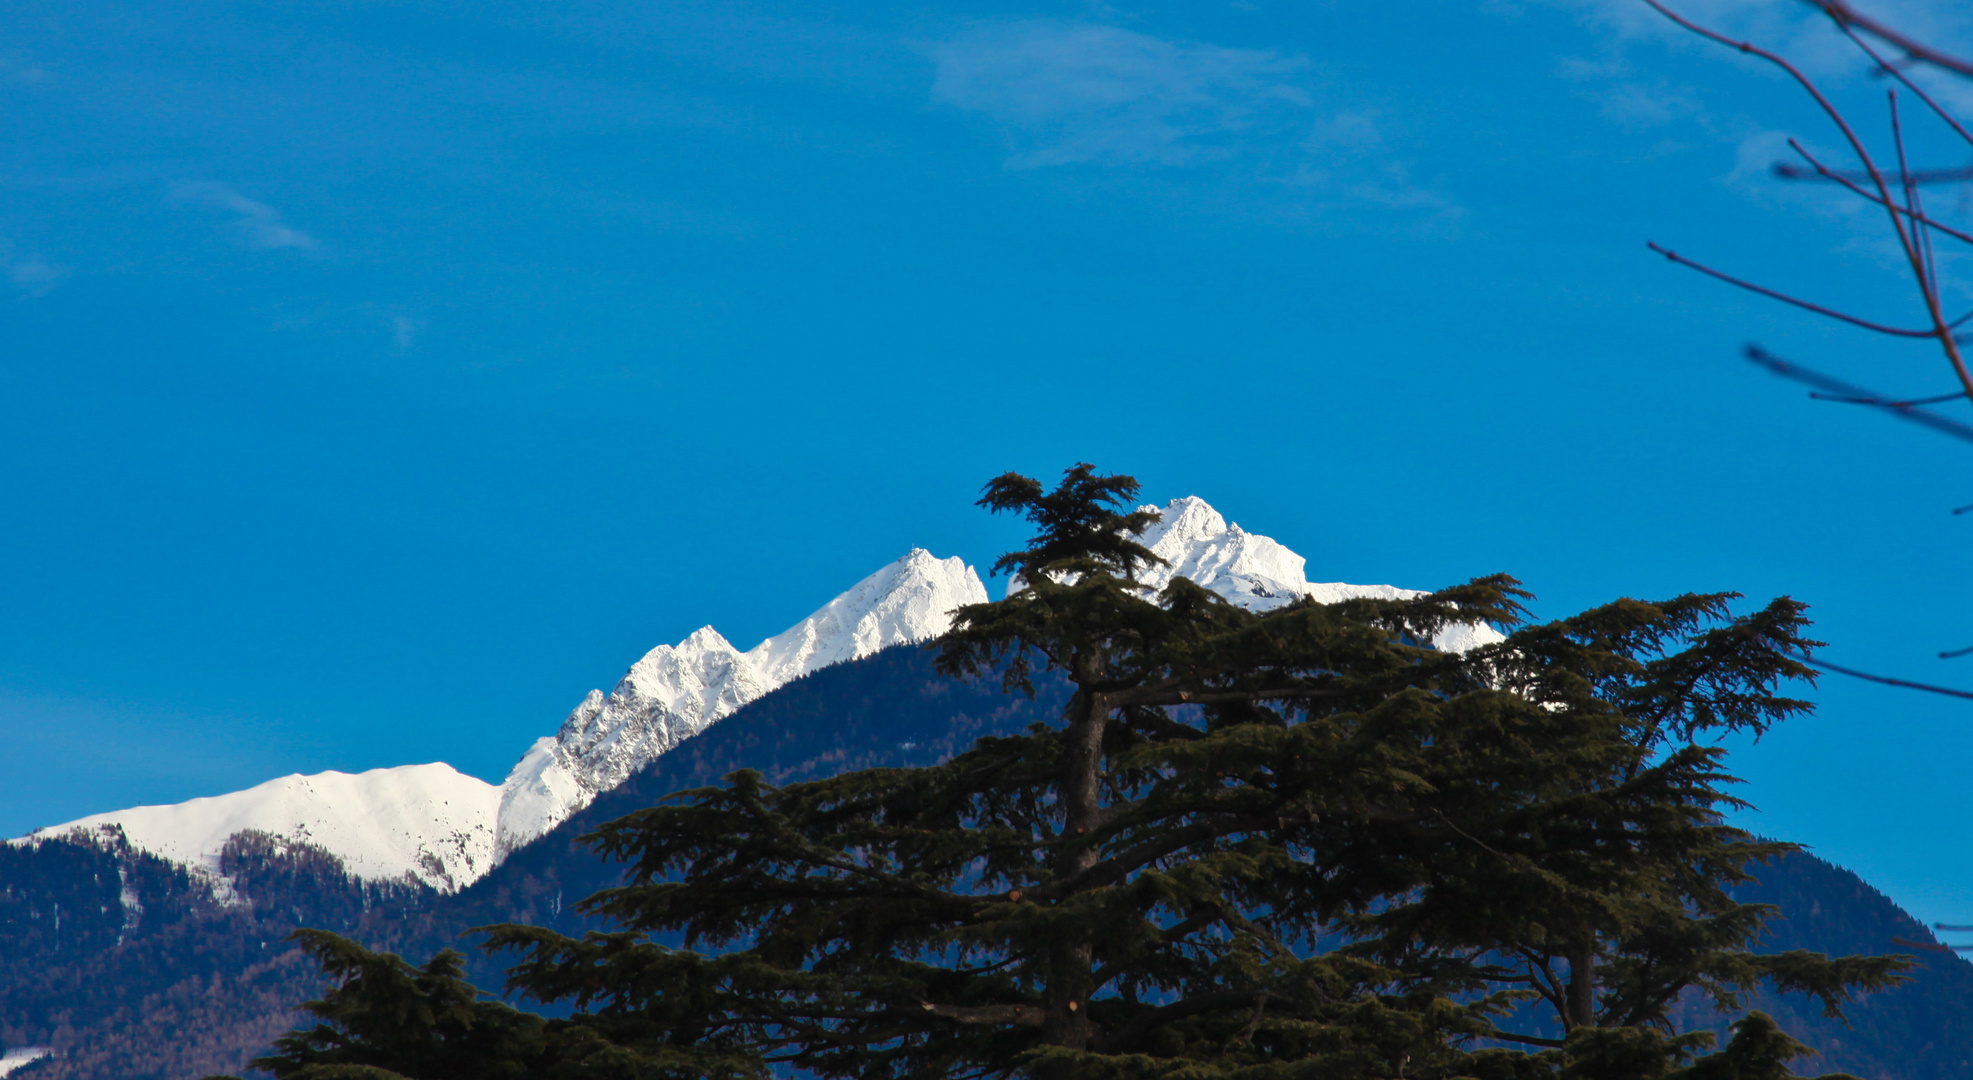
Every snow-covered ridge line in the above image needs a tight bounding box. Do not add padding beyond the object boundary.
[0,1048,50,1078]
[20,763,499,893]
[494,549,990,857]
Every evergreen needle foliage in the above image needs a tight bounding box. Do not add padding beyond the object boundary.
[231,465,1909,1080]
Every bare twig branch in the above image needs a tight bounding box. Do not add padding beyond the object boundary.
[1887,93,1945,309]
[1791,652,1973,700]
[1647,1,1973,399]
[1778,140,1973,250]
[1775,162,1973,186]
[1940,645,1973,658]
[1837,23,1973,153]
[1893,935,1973,952]
[1810,391,1966,407]
[1802,1,1973,81]
[1745,345,1973,443]
[1649,243,1941,337]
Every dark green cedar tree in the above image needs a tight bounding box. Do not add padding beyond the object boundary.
[232,465,1908,1080]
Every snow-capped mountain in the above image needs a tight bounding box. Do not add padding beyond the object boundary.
[13,496,1502,896]
[494,548,989,857]
[23,763,498,892]
[1012,496,1504,654]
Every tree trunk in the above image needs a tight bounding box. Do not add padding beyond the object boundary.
[1566,942,1596,1030]
[1043,673,1107,1056]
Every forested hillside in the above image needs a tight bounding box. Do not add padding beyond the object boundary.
[0,828,434,1078]
[2,644,1967,1079]
[1730,851,1973,1078]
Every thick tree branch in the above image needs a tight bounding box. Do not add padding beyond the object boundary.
[1024,813,1261,902]
[919,1002,1048,1027]
[1484,1029,1569,1049]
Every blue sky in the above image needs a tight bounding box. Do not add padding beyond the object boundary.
[7,0,1973,924]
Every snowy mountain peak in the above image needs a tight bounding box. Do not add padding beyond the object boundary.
[681,625,737,651]
[494,549,988,859]
[1129,495,1341,610]
[22,763,499,893]
[752,549,979,685]
[1138,494,1234,546]
[1013,496,1502,652]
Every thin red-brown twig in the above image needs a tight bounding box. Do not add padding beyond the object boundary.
[1837,23,1973,153]
[1799,653,1973,700]
[1744,344,1973,441]
[1781,140,1973,249]
[1775,162,1973,185]
[1887,93,1943,307]
[1646,0,1973,401]
[1891,935,1973,952]
[1805,0,1973,80]
[1812,390,1967,407]
[1648,243,1941,337]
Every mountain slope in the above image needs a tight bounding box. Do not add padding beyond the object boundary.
[1724,850,1973,1078]
[492,547,990,856]
[14,548,990,894]
[0,825,435,1080]
[23,764,497,893]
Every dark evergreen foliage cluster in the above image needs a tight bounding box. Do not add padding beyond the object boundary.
[226,466,1913,1080]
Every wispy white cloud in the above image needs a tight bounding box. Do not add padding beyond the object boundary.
[1599,81,1701,127]
[1538,0,1973,100]
[931,21,1316,168]
[927,20,1460,228]
[0,237,67,296]
[174,181,318,251]
[1556,53,1704,129]
[1532,1,1973,254]
[390,315,420,353]
[0,58,50,84]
